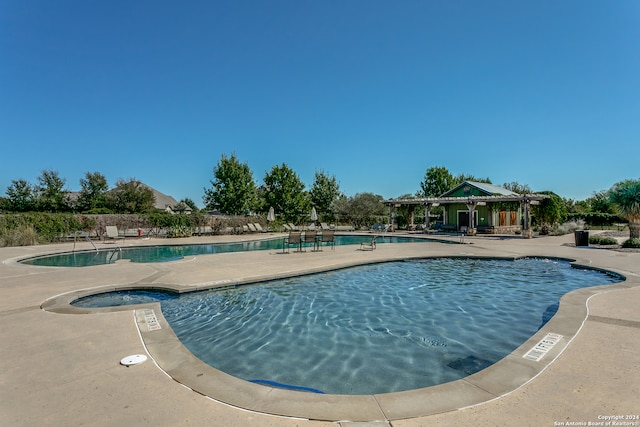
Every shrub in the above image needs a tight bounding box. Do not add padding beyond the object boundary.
[621,238,640,248]
[166,225,193,238]
[566,213,626,228]
[0,223,37,246]
[588,235,618,246]
[0,213,86,245]
[550,220,586,236]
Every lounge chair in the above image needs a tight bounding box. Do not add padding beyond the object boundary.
[320,222,332,231]
[254,223,266,232]
[283,224,292,231]
[283,231,302,253]
[360,235,377,251]
[247,223,258,232]
[319,230,335,250]
[104,226,124,242]
[303,230,318,251]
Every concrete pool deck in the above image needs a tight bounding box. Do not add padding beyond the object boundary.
[1,232,639,426]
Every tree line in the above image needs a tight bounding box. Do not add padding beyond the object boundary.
[0,171,167,214]
[2,157,639,238]
[203,154,382,226]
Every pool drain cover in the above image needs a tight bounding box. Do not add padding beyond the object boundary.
[120,354,148,366]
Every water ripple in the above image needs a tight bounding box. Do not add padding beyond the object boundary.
[137,259,620,394]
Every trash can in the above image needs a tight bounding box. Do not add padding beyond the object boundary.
[574,230,589,247]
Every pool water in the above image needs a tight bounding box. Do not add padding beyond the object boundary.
[22,235,428,267]
[74,258,621,394]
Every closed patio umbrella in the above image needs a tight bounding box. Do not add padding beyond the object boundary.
[267,206,275,222]
[310,207,318,222]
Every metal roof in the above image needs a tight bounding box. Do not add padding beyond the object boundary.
[385,181,546,206]
[440,181,519,197]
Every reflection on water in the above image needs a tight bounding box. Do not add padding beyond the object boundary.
[74,258,621,394]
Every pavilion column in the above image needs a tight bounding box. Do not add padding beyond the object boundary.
[424,204,430,231]
[408,206,415,230]
[423,202,439,232]
[465,202,476,235]
[520,197,538,239]
[388,204,394,232]
[465,200,485,236]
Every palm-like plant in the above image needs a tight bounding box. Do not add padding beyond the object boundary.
[609,179,640,239]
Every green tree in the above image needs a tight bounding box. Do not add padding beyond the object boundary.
[609,179,640,239]
[502,181,532,194]
[333,192,385,229]
[180,198,198,212]
[532,191,567,234]
[107,178,155,213]
[452,174,491,186]
[588,190,616,214]
[420,166,454,197]
[203,153,257,215]
[5,179,36,212]
[76,172,109,212]
[566,198,591,214]
[262,163,310,223]
[309,170,340,222]
[35,170,69,212]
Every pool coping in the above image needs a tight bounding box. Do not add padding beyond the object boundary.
[39,253,633,422]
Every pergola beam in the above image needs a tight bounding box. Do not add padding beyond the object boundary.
[385,195,548,206]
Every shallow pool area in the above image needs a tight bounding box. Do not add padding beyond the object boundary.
[21,235,430,267]
[73,257,621,395]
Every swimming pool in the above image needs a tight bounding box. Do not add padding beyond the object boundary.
[73,257,621,395]
[21,235,430,267]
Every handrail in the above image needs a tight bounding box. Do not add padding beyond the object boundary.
[107,247,122,263]
[73,231,98,253]
[86,235,98,252]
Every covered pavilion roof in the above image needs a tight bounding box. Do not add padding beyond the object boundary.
[384,194,549,206]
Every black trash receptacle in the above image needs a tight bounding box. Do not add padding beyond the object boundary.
[574,230,589,246]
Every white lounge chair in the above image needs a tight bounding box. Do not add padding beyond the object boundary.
[104,226,124,242]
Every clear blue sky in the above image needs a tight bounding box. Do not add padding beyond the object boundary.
[2,1,639,207]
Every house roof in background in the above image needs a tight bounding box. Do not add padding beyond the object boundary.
[142,184,183,210]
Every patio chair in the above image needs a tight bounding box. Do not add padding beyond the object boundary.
[319,229,335,251]
[104,226,124,242]
[360,235,377,251]
[283,231,302,253]
[303,230,318,251]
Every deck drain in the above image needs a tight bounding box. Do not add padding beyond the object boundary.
[120,354,148,366]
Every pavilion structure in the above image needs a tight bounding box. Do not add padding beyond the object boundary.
[385,181,549,238]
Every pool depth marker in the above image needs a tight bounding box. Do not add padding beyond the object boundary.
[142,309,161,331]
[523,332,563,361]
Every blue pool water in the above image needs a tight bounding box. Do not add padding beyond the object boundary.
[22,235,428,267]
[73,258,621,394]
